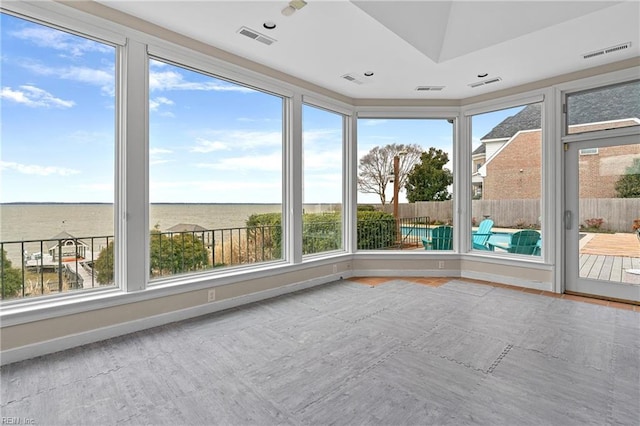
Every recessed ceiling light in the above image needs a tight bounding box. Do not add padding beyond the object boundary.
[477,73,488,78]
[263,21,276,30]
[364,71,374,77]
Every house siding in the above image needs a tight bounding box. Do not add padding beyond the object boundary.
[484,131,541,200]
[481,120,639,200]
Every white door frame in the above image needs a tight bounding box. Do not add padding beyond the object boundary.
[564,133,640,301]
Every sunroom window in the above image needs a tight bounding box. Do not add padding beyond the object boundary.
[470,102,543,257]
[148,58,284,280]
[0,12,117,299]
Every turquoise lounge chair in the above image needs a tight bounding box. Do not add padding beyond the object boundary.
[426,225,453,250]
[489,229,541,255]
[472,219,493,250]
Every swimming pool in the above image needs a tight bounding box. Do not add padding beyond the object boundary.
[400,226,529,250]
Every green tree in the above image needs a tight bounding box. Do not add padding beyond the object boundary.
[405,147,453,202]
[150,229,209,277]
[94,241,114,284]
[94,230,210,283]
[615,158,640,198]
[358,143,423,205]
[1,249,23,299]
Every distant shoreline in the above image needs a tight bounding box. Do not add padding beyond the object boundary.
[1,202,293,206]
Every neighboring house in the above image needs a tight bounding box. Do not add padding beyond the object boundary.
[47,231,89,261]
[473,86,640,200]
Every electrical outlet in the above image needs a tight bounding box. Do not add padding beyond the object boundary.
[333,264,338,273]
[207,289,216,302]
[438,261,445,269]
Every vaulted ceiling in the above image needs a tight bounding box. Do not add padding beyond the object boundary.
[94,1,640,100]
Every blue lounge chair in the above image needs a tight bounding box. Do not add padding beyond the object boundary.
[489,229,541,255]
[425,225,453,250]
[472,219,494,250]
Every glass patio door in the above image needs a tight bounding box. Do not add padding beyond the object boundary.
[564,135,640,302]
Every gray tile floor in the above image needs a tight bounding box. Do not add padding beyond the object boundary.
[1,278,639,425]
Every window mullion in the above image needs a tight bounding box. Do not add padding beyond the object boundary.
[117,39,149,292]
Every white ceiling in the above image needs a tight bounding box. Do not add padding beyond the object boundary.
[95,0,640,100]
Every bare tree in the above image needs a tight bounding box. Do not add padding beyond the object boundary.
[358,143,423,205]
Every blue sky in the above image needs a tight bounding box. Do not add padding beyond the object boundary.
[1,12,518,205]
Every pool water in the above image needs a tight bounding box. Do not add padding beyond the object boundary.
[400,226,516,246]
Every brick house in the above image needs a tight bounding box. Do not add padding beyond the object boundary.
[473,86,640,200]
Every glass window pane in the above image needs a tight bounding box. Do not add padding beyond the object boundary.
[566,80,640,135]
[471,103,542,256]
[302,105,343,255]
[148,59,283,280]
[0,13,116,299]
[357,118,454,251]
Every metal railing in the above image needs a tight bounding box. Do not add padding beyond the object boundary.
[1,217,430,300]
[357,216,430,250]
[150,225,281,279]
[0,235,113,300]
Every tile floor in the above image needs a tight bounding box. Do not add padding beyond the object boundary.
[1,277,639,425]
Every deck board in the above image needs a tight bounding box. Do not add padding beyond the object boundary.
[579,254,640,283]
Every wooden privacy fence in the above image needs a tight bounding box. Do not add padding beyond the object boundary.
[378,198,639,232]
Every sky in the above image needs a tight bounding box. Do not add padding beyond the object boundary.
[1,12,519,205]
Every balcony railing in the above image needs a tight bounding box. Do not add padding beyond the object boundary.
[0,235,114,300]
[1,217,430,300]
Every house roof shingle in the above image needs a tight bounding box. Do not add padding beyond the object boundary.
[480,82,640,141]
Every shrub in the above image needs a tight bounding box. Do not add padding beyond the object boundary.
[249,211,398,252]
[246,213,283,259]
[302,212,341,254]
[356,211,397,249]
[357,204,376,212]
[584,218,604,230]
[1,249,23,299]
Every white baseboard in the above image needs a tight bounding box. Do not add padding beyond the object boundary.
[351,269,460,278]
[461,270,552,291]
[1,273,345,366]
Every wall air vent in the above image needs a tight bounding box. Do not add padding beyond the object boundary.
[416,86,445,91]
[583,42,631,59]
[468,77,502,88]
[341,74,364,85]
[237,26,276,45]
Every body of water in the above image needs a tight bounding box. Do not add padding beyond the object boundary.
[1,203,340,264]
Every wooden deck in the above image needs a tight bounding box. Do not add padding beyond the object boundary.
[580,232,640,283]
[580,254,640,282]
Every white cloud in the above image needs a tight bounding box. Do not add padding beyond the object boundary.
[1,161,80,176]
[149,69,256,93]
[361,119,389,126]
[0,85,74,108]
[303,149,342,171]
[150,147,173,155]
[150,96,174,111]
[10,26,112,57]
[19,61,115,96]
[76,183,113,192]
[303,129,340,145]
[150,147,173,166]
[196,152,282,172]
[190,138,230,153]
[193,130,282,152]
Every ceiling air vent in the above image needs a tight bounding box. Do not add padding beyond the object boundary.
[468,77,502,88]
[237,26,276,45]
[416,86,445,92]
[583,42,631,59]
[341,74,363,85]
